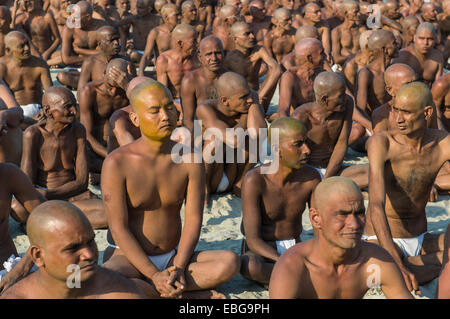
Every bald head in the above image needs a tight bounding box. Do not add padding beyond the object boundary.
[0,5,10,16]
[312,177,362,211]
[199,35,224,53]
[341,0,358,14]
[294,37,322,58]
[161,3,178,17]
[154,0,167,12]
[172,23,197,42]
[96,25,118,41]
[304,2,320,13]
[219,5,239,20]
[42,86,76,108]
[129,81,173,111]
[384,63,417,95]
[230,21,250,37]
[249,0,264,9]
[273,7,290,20]
[4,30,27,49]
[367,29,395,51]
[181,0,195,11]
[395,81,433,111]
[416,21,437,36]
[314,71,345,100]
[105,58,128,75]
[269,117,307,146]
[295,26,319,42]
[77,0,93,15]
[27,201,93,248]
[402,15,419,29]
[216,72,249,98]
[126,76,155,99]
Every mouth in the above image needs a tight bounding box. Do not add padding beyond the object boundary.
[397,125,407,131]
[80,263,96,271]
[342,232,362,239]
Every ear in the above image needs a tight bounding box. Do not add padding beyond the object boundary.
[320,94,328,105]
[42,104,51,117]
[307,54,313,64]
[30,245,44,268]
[220,96,228,106]
[309,207,322,230]
[129,111,140,127]
[385,84,394,97]
[424,105,433,120]
[271,17,277,25]
[177,39,183,48]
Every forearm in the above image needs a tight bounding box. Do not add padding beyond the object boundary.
[173,222,201,269]
[73,46,99,56]
[2,107,24,127]
[43,39,60,59]
[324,143,347,178]
[247,238,279,262]
[258,67,280,100]
[45,179,87,200]
[86,134,108,158]
[352,106,372,131]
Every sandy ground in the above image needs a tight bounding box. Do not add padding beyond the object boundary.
[8,68,450,299]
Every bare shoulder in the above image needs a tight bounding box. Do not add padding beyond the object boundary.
[429,48,444,63]
[242,166,264,187]
[301,164,322,183]
[276,240,311,272]
[73,121,87,136]
[360,241,396,266]
[433,74,450,90]
[367,131,391,151]
[94,267,144,299]
[109,107,130,124]
[0,272,37,299]
[292,102,315,120]
[196,99,218,118]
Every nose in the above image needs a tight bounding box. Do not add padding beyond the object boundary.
[160,107,170,121]
[79,245,96,262]
[396,111,404,123]
[346,213,361,230]
[301,143,311,156]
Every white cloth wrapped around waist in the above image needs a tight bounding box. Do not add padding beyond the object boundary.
[20,104,42,117]
[0,254,22,282]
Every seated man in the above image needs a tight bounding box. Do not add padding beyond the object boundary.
[263,8,295,64]
[0,78,23,165]
[79,58,130,175]
[278,38,325,117]
[0,6,12,57]
[156,24,200,124]
[77,25,136,96]
[137,3,179,76]
[1,200,145,299]
[0,30,52,121]
[107,76,152,153]
[224,21,281,111]
[211,5,242,52]
[180,35,227,131]
[180,1,205,43]
[431,73,450,132]
[269,176,413,299]
[13,86,107,229]
[14,0,61,66]
[0,162,45,293]
[194,0,213,32]
[248,0,271,45]
[196,72,267,198]
[393,22,444,87]
[292,72,352,179]
[400,16,420,48]
[57,1,106,90]
[365,82,450,293]
[101,80,240,299]
[240,117,321,286]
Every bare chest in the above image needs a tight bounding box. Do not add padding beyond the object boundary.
[39,130,77,171]
[73,29,97,49]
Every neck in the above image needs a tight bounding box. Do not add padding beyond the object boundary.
[401,127,428,151]
[235,44,252,56]
[138,135,173,156]
[102,52,116,62]
[272,164,295,185]
[181,16,194,24]
[317,101,333,119]
[45,119,69,136]
[296,63,315,79]
[413,45,428,59]
[202,66,221,79]
[37,270,85,299]
[315,236,360,266]
[344,18,357,28]
[371,53,389,71]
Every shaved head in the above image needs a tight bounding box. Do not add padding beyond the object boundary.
[269,117,307,146]
[249,0,264,9]
[312,176,362,211]
[161,3,177,17]
[341,0,358,14]
[367,29,395,51]
[171,23,197,42]
[4,30,27,49]
[295,26,319,42]
[216,72,249,98]
[294,37,322,58]
[96,25,119,41]
[314,71,345,99]
[27,201,93,248]
[415,21,437,36]
[199,35,223,53]
[304,2,320,13]
[126,76,155,99]
[395,81,433,111]
[154,0,167,12]
[219,5,239,20]
[42,86,76,108]
[273,7,290,19]
[402,15,419,29]
[384,63,417,90]
[105,58,128,75]
[77,0,93,15]
[181,0,195,11]
[230,21,249,37]
[129,81,173,111]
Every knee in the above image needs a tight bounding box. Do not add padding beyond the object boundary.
[216,251,241,281]
[240,254,263,279]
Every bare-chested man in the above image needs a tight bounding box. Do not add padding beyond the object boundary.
[438,225,450,298]
[196,72,267,198]
[212,5,242,52]
[180,35,227,130]
[101,81,240,299]
[432,73,450,132]
[13,86,107,229]
[248,0,271,45]
[138,3,179,76]
[356,29,399,119]
[14,0,61,65]
[57,1,106,90]
[269,176,413,299]
[180,1,204,43]
[79,58,130,174]
[77,26,136,96]
[0,162,45,293]
[263,8,295,64]
[331,0,367,66]
[0,30,52,120]
[194,0,212,32]
[224,22,281,110]
[291,71,352,180]
[420,2,443,47]
[240,117,321,286]
[302,2,332,64]
[114,0,162,60]
[278,38,325,117]
[393,22,444,87]
[156,23,200,123]
[401,15,420,48]
[342,30,373,94]
[1,200,146,299]
[365,82,450,293]
[0,6,12,57]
